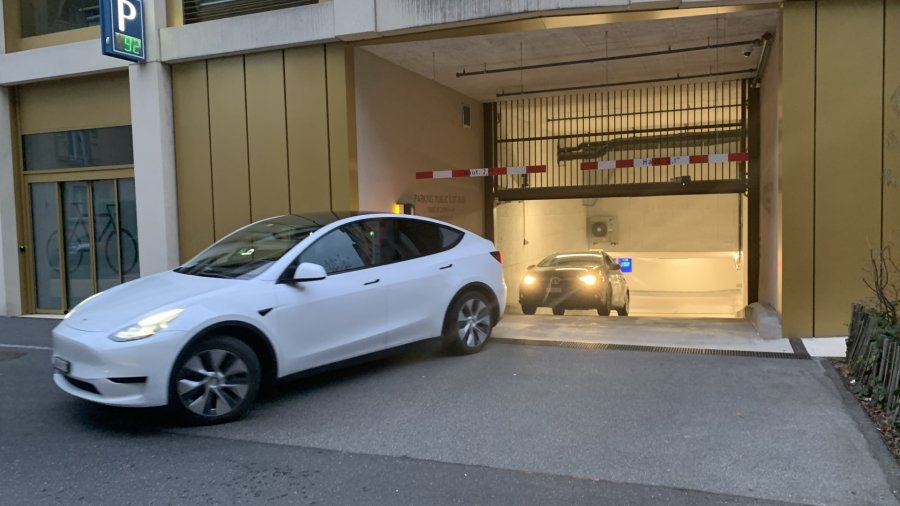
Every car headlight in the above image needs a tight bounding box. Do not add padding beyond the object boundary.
[522,275,537,285]
[578,274,597,285]
[111,309,184,342]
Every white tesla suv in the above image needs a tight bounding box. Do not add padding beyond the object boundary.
[52,212,506,424]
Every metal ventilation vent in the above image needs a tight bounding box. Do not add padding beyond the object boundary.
[183,0,319,25]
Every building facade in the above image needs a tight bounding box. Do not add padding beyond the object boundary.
[0,0,898,338]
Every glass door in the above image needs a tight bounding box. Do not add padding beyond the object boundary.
[21,125,138,313]
[29,178,140,312]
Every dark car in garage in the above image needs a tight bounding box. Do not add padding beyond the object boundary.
[519,251,629,316]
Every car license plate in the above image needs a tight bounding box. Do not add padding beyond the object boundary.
[53,357,71,374]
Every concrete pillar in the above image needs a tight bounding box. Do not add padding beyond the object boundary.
[129,63,180,275]
[0,86,22,316]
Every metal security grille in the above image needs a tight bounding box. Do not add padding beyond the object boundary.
[183,0,319,24]
[491,80,749,200]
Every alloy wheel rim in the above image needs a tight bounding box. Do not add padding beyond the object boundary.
[177,349,250,417]
[456,298,491,347]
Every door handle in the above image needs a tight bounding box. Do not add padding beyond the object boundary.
[440,264,453,270]
[364,278,380,285]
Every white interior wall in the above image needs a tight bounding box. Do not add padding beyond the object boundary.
[497,194,746,317]
[355,49,484,234]
[759,26,782,316]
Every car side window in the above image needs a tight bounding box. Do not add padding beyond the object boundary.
[394,219,464,261]
[298,220,382,275]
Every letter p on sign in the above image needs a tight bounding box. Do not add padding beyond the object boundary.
[117,0,137,31]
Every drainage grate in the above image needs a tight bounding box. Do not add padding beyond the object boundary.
[0,351,26,362]
[492,337,810,360]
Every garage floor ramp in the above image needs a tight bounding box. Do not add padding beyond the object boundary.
[493,313,845,359]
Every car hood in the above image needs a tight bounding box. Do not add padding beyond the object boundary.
[63,270,233,332]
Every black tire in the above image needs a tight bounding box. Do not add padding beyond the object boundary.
[618,291,630,316]
[521,304,537,315]
[169,336,261,425]
[597,286,611,316]
[443,291,493,355]
[552,306,565,316]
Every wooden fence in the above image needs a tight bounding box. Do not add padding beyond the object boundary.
[846,304,900,423]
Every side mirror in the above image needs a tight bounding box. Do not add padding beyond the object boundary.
[610,263,621,271]
[527,264,535,269]
[283,262,327,283]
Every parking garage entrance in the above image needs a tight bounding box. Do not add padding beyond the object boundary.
[356,4,777,330]
[489,81,752,318]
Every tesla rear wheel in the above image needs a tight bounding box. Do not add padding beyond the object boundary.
[597,287,612,316]
[169,336,261,425]
[444,291,493,355]
[552,306,565,316]
[521,304,536,315]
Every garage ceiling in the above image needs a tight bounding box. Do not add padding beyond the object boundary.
[361,8,779,102]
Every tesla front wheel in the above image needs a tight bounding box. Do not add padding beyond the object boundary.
[552,306,565,316]
[521,304,536,315]
[169,336,261,425]
[444,291,493,355]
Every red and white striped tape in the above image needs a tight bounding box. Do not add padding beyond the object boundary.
[580,152,749,171]
[416,165,547,180]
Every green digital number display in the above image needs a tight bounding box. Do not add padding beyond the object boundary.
[114,33,142,56]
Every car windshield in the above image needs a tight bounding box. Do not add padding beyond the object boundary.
[538,254,604,268]
[175,216,324,279]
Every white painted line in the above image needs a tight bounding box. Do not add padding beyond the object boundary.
[0,343,52,351]
[598,160,617,170]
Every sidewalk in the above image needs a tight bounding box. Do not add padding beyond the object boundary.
[495,314,846,357]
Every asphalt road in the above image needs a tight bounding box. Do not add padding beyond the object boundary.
[1,316,898,505]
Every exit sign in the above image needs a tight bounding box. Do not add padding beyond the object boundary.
[100,0,146,63]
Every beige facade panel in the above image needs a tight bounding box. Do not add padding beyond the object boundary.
[171,44,357,252]
[284,46,332,213]
[172,62,215,262]
[885,1,900,250]
[17,73,131,134]
[780,1,816,338]
[246,52,291,221]
[207,56,252,240]
[326,43,359,211]
[814,0,884,336]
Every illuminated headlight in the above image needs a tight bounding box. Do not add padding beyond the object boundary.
[522,275,537,285]
[111,309,183,342]
[64,292,103,320]
[578,274,598,285]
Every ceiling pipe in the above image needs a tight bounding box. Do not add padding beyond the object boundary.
[750,32,774,88]
[496,69,757,98]
[458,37,764,78]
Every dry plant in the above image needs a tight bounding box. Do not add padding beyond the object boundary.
[863,246,900,328]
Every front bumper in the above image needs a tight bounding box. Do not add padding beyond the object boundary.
[519,283,606,310]
[52,322,190,407]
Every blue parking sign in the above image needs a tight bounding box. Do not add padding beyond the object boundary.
[617,257,632,273]
[100,0,146,63]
